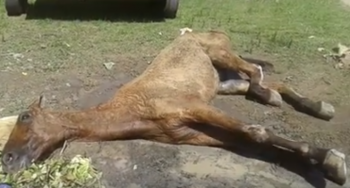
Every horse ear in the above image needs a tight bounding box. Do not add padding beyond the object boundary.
[29,95,46,110]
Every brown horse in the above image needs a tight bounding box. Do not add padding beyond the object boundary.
[1,30,347,185]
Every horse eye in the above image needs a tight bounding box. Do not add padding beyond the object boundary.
[18,111,32,124]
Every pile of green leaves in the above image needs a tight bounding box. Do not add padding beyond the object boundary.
[0,151,103,188]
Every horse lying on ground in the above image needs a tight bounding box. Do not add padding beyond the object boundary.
[0,30,347,186]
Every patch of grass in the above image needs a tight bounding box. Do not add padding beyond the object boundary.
[0,1,348,55]
[0,0,349,75]
[0,152,103,188]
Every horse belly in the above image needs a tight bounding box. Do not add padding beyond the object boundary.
[125,37,220,101]
[155,62,219,101]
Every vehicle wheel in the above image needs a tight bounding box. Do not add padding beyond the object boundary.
[5,0,28,16]
[163,0,179,19]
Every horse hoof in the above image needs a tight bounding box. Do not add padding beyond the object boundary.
[316,101,335,121]
[267,89,282,107]
[322,149,347,185]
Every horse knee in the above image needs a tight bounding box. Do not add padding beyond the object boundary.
[242,124,269,143]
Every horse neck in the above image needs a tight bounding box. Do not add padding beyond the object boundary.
[58,103,136,141]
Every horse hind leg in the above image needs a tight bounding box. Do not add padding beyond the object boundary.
[206,46,279,107]
[204,41,334,120]
[217,78,283,107]
[173,102,346,185]
[264,82,335,121]
[217,79,335,121]
[192,31,276,105]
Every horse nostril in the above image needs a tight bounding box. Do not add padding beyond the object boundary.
[2,152,17,165]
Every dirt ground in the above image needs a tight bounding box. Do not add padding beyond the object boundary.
[1,1,350,188]
[2,50,350,188]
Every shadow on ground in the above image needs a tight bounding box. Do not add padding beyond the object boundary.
[60,139,330,188]
[25,0,167,22]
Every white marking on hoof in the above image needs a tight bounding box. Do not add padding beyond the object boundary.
[268,89,283,107]
[330,149,347,175]
[323,149,347,185]
[180,27,193,35]
[330,149,345,159]
[252,64,264,84]
[318,101,335,119]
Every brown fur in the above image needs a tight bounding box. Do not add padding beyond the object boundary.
[0,30,346,185]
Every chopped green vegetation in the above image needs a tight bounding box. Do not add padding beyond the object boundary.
[0,152,103,188]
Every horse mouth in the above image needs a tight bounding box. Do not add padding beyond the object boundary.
[1,155,31,174]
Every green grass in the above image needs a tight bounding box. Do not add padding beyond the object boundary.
[0,0,349,75]
[1,0,349,58]
[0,0,350,187]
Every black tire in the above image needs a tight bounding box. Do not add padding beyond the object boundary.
[163,0,179,19]
[5,0,27,16]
